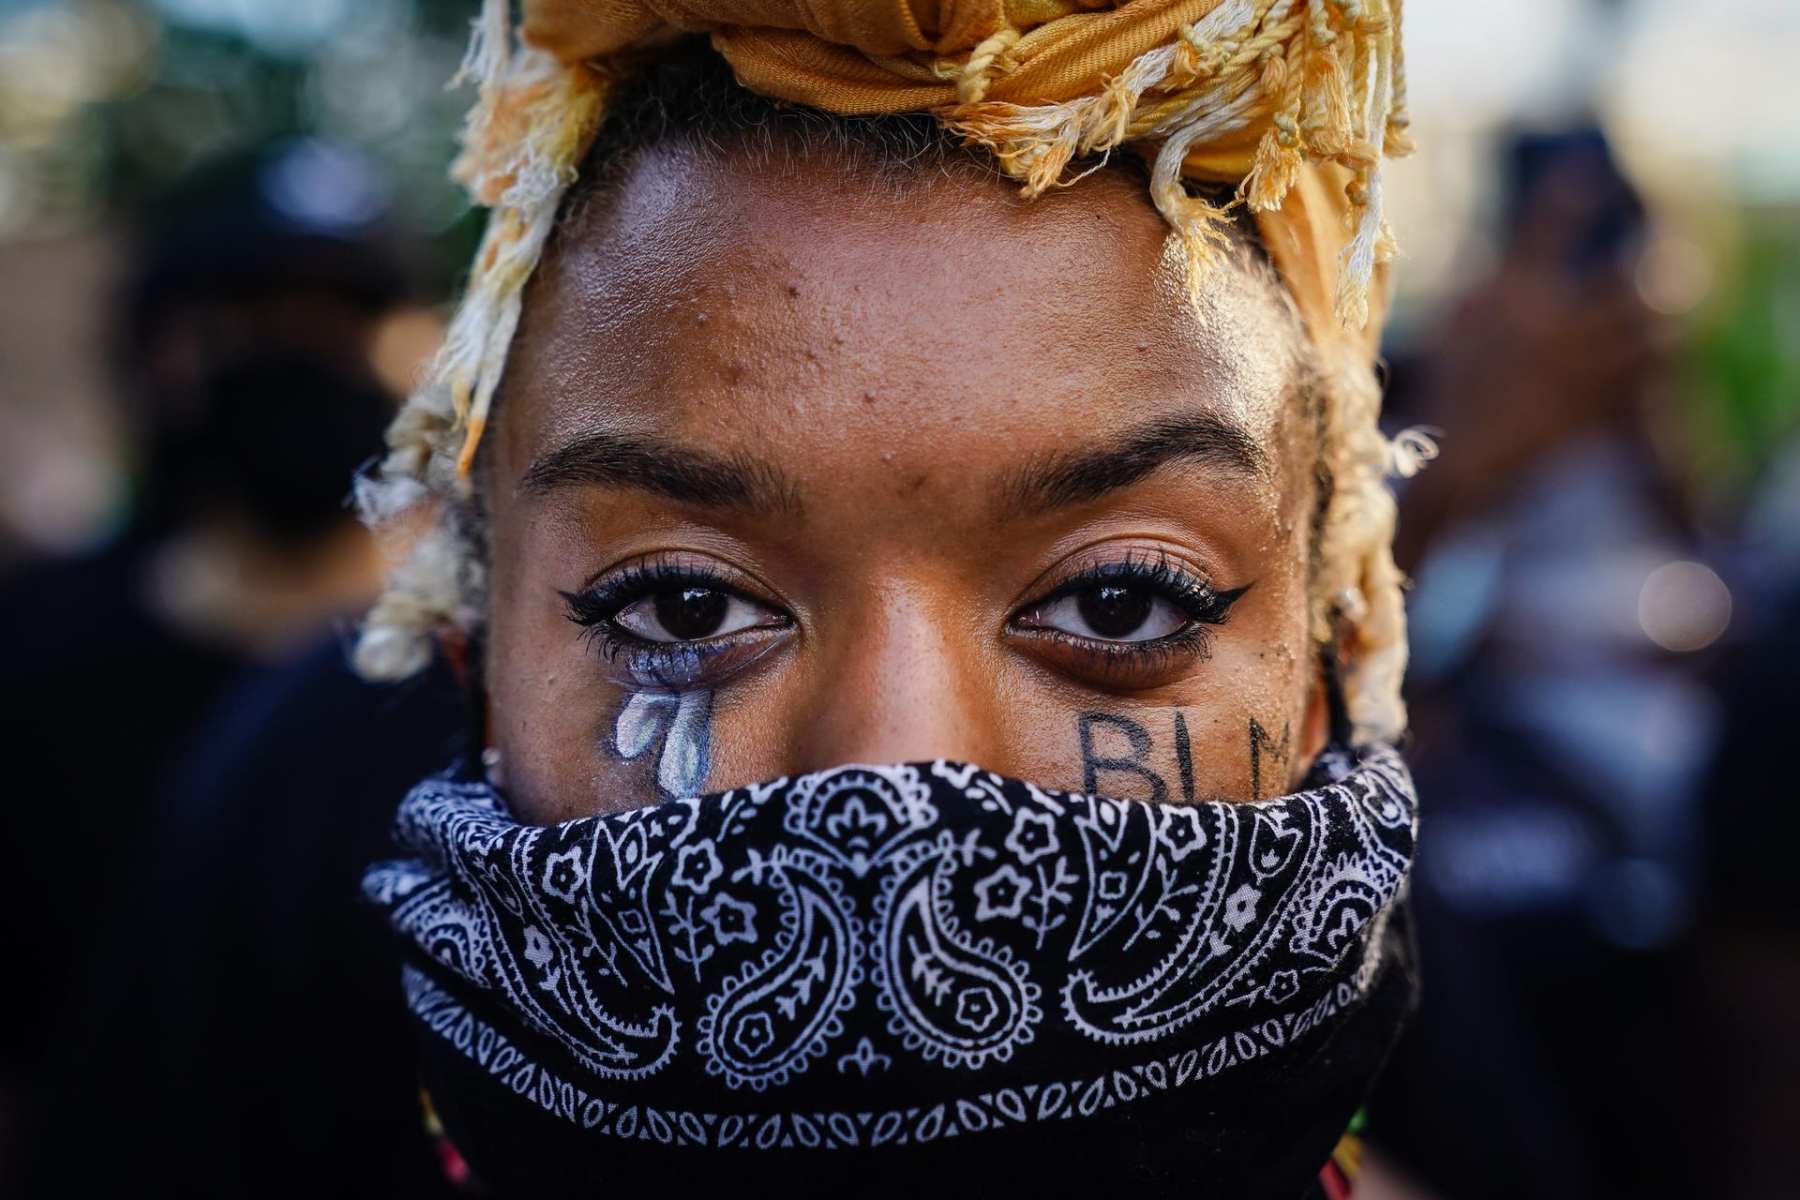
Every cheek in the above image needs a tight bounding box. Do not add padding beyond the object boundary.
[484,518,801,822]
[483,515,615,822]
[989,552,1316,803]
[491,629,1312,820]
[1014,543,1317,801]
[981,640,1315,804]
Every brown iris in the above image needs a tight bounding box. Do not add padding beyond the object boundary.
[653,587,730,640]
[1077,585,1154,639]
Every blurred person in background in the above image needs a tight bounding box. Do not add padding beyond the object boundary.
[1687,339,1800,1200]
[1362,127,1718,1199]
[26,616,468,1200]
[0,136,411,1182]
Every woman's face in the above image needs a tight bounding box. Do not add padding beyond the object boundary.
[484,141,1328,822]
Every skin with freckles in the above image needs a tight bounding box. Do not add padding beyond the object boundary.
[482,139,1330,823]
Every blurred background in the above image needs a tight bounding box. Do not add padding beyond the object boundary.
[0,0,1794,1197]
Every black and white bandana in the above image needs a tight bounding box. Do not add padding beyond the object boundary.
[366,744,1418,1198]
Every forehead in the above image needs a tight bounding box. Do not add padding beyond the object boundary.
[495,141,1308,511]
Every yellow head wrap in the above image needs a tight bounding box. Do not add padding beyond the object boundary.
[525,0,1407,334]
[357,0,1414,744]
[431,0,1408,473]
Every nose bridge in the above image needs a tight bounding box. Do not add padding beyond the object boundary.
[789,583,996,772]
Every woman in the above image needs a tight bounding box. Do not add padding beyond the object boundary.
[358,1,1419,1195]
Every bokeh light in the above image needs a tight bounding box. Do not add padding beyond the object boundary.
[1638,559,1733,652]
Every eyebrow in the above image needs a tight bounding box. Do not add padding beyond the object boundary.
[1001,411,1271,515]
[519,430,803,516]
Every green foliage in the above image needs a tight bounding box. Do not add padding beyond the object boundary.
[1688,214,1800,488]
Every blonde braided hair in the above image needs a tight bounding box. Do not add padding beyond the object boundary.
[355,0,1415,744]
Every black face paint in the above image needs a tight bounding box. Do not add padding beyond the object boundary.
[1248,717,1292,801]
[1077,712,1167,804]
[1173,711,1195,805]
[1078,711,1202,804]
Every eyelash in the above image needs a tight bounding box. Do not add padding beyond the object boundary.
[1011,551,1248,672]
[562,557,754,667]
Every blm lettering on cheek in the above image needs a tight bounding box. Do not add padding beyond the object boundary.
[1078,712,1195,805]
[1247,717,1292,801]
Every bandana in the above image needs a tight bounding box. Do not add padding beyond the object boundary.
[366,743,1418,1196]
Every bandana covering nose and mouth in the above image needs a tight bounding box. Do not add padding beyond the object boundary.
[366,744,1417,1198]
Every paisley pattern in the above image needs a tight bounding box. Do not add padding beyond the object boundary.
[368,744,1415,1141]
[396,964,1381,1149]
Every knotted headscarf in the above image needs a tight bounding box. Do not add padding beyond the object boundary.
[356,0,1415,746]
[525,0,1408,330]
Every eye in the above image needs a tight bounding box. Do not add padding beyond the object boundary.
[1005,552,1250,675]
[612,586,782,644]
[1016,584,1192,643]
[562,558,794,688]
[561,557,793,661]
